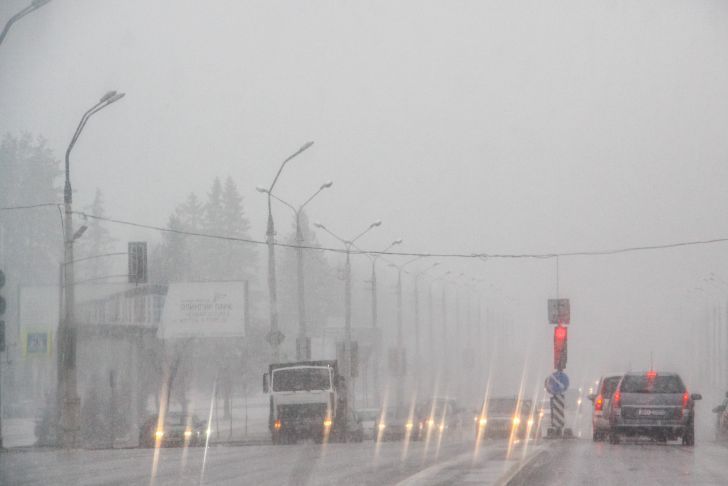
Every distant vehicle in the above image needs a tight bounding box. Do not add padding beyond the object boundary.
[263,360,357,444]
[139,412,208,448]
[417,397,464,437]
[711,392,728,440]
[357,408,379,440]
[606,371,701,446]
[474,397,536,439]
[588,374,623,441]
[376,406,422,441]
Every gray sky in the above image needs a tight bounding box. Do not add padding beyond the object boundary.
[3,0,728,389]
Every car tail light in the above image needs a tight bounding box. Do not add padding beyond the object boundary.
[595,394,604,412]
[274,419,281,430]
[613,390,621,409]
[682,392,689,409]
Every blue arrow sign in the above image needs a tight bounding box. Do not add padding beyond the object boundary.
[546,371,570,395]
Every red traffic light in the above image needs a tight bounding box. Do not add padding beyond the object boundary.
[554,326,568,370]
[554,326,567,340]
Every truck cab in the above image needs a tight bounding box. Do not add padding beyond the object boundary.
[264,360,347,444]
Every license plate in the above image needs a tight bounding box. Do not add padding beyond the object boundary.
[638,409,666,416]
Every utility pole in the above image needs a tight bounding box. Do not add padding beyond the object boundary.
[260,180,331,360]
[389,257,421,410]
[258,141,314,363]
[315,220,381,413]
[59,91,124,448]
[412,262,438,393]
[439,273,450,383]
[368,239,401,406]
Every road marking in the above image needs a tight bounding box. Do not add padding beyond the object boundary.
[395,451,473,485]
[494,445,548,486]
[395,442,550,486]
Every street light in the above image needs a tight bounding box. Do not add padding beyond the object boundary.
[0,0,51,47]
[412,261,439,391]
[387,256,422,410]
[368,238,401,404]
[59,90,125,448]
[314,219,381,410]
[258,141,315,362]
[260,180,332,360]
[432,270,452,383]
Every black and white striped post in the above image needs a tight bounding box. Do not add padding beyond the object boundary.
[551,394,566,432]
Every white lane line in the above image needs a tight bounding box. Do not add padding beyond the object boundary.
[494,444,549,486]
[395,450,473,486]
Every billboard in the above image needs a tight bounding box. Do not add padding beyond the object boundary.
[158,282,246,339]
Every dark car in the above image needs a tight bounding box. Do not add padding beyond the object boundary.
[376,406,423,441]
[588,374,623,441]
[416,397,465,438]
[475,397,535,439]
[606,371,701,445]
[139,411,209,448]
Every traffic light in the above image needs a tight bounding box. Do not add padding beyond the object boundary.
[0,269,5,352]
[553,325,567,370]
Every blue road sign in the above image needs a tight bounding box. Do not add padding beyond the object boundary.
[546,371,570,395]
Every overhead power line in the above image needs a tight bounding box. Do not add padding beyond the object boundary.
[0,202,61,210]
[3,204,727,260]
[71,210,728,261]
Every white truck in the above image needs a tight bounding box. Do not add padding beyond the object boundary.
[263,360,360,444]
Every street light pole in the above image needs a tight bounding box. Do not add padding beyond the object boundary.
[436,271,451,384]
[259,141,314,362]
[315,220,381,412]
[369,239,402,405]
[59,90,124,448]
[388,256,421,410]
[0,0,51,47]
[259,181,332,360]
[412,262,439,392]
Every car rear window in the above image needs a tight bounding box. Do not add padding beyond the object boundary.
[620,375,685,394]
[601,376,621,398]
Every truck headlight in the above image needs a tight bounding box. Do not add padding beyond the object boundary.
[512,417,521,426]
[155,430,164,439]
[184,430,192,438]
[323,419,332,428]
[479,418,487,426]
[378,423,386,430]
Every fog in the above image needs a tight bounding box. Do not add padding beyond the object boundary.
[2,0,728,480]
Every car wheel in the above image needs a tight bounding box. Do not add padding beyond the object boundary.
[683,424,695,446]
[609,430,620,444]
[592,430,600,442]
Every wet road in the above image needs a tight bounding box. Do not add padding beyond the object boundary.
[0,435,540,486]
[511,437,728,485]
